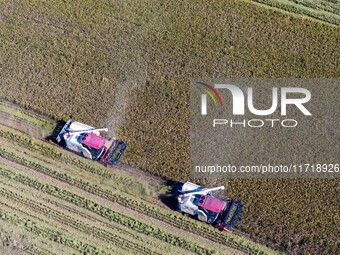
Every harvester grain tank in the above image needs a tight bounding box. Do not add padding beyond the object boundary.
[176,182,243,231]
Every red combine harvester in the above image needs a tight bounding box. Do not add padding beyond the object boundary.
[176,182,243,231]
[53,120,126,166]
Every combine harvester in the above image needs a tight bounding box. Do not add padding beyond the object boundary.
[53,120,126,166]
[176,182,243,232]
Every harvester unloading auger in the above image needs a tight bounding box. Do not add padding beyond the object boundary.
[175,182,243,231]
[53,120,127,166]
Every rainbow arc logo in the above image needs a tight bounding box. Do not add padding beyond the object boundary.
[198,82,223,106]
[198,82,223,115]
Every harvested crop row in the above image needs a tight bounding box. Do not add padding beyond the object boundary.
[0,165,218,255]
[0,207,109,255]
[0,100,53,130]
[251,0,340,25]
[0,204,80,255]
[0,141,266,254]
[0,176,198,255]
[0,186,161,255]
[41,197,138,240]
[26,245,59,255]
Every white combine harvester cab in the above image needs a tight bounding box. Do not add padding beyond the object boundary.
[61,121,107,159]
[176,182,243,231]
[177,182,224,215]
[53,120,126,166]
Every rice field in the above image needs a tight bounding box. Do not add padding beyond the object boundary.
[0,100,275,255]
[0,0,339,254]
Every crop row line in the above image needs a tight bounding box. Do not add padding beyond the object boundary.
[0,101,53,126]
[251,0,340,25]
[0,128,260,254]
[26,245,57,255]
[0,146,255,254]
[0,165,217,255]
[0,187,161,255]
[0,201,60,255]
[42,197,137,240]
[0,206,108,255]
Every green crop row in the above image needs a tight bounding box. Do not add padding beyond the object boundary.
[0,187,161,255]
[0,208,108,255]
[251,0,340,25]
[290,0,340,15]
[42,195,142,240]
[26,245,57,255]
[41,197,139,240]
[0,101,53,130]
[0,144,272,255]
[0,165,217,255]
[0,183,139,255]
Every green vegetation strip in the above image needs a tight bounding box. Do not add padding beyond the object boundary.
[0,165,217,255]
[0,208,108,255]
[26,245,56,255]
[0,101,53,130]
[0,187,161,255]
[41,197,139,240]
[0,179,150,255]
[0,128,275,254]
[290,0,340,15]
[250,0,340,25]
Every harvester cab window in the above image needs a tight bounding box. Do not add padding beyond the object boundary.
[77,134,84,143]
